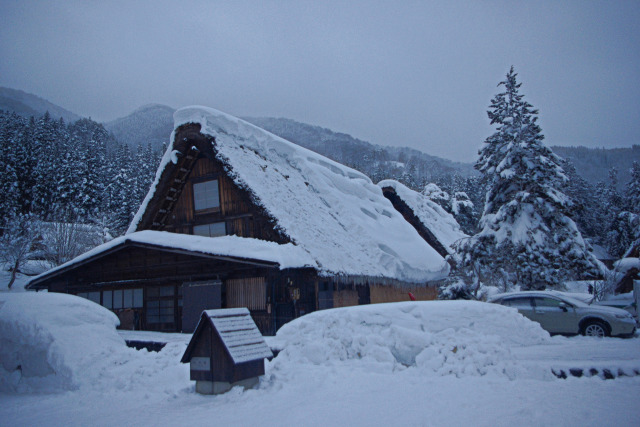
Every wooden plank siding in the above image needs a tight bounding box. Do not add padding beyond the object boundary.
[163,155,288,244]
[370,283,437,303]
[226,277,267,311]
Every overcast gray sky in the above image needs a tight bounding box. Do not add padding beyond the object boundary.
[1,1,638,162]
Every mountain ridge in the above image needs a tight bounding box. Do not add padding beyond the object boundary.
[1,86,637,190]
[0,87,81,123]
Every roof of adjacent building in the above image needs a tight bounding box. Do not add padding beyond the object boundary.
[378,179,467,256]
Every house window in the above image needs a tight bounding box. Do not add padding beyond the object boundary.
[193,222,226,237]
[146,286,176,327]
[193,179,220,211]
[103,291,113,309]
[113,290,123,309]
[102,289,143,310]
[77,292,100,304]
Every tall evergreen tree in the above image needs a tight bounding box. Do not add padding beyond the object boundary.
[451,67,601,292]
[0,112,23,219]
[561,158,601,239]
[606,162,640,258]
[625,161,640,214]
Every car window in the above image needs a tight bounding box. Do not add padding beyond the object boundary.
[533,297,564,308]
[501,297,532,308]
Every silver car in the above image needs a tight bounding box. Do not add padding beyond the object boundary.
[488,291,637,337]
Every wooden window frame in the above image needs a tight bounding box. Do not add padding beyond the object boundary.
[192,178,221,214]
[192,221,227,237]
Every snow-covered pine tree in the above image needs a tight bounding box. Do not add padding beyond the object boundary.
[626,161,640,214]
[602,167,631,257]
[606,162,640,258]
[561,158,601,240]
[451,67,601,292]
[0,112,23,219]
[105,143,136,235]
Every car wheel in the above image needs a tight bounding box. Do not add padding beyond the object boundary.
[582,321,608,337]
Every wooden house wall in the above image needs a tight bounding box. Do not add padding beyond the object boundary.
[233,361,265,383]
[226,277,267,310]
[369,283,437,303]
[51,246,267,286]
[163,155,288,244]
[333,289,359,308]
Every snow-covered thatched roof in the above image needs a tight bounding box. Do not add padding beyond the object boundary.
[378,179,467,256]
[129,106,448,284]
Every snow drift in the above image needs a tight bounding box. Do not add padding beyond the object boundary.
[0,292,125,392]
[269,301,551,379]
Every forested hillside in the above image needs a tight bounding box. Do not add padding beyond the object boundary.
[552,145,640,192]
[0,111,162,235]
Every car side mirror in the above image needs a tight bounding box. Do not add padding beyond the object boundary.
[558,302,568,312]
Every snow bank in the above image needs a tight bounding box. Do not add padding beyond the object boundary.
[0,292,125,392]
[270,301,550,380]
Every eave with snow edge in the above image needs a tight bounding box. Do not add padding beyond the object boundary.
[28,231,315,289]
[128,106,449,284]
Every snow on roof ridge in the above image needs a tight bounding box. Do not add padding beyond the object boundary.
[173,106,372,181]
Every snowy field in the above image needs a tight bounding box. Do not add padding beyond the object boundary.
[1,291,640,426]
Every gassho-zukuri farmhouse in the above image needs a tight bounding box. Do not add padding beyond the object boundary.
[28,106,457,335]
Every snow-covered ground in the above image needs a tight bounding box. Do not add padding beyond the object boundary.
[1,293,640,426]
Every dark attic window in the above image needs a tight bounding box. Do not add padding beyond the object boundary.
[193,179,220,212]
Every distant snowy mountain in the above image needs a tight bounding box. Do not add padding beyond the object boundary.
[104,104,175,150]
[0,87,81,123]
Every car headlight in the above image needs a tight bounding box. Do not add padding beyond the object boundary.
[614,313,632,320]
